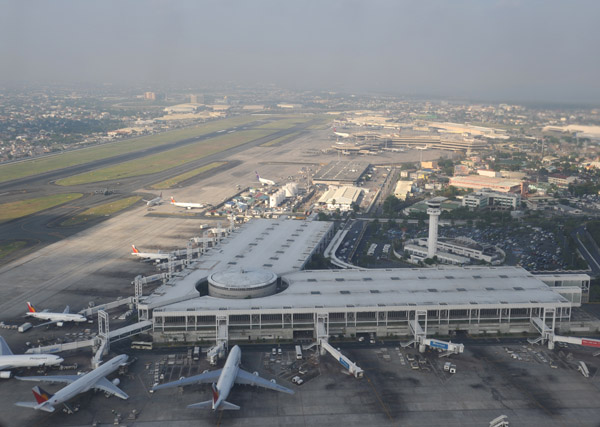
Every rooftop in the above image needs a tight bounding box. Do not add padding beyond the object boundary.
[140,218,333,309]
[154,266,570,313]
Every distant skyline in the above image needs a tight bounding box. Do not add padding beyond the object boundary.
[1,0,599,104]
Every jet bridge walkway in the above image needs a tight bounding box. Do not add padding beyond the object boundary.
[316,313,363,378]
[402,310,464,356]
[530,308,600,350]
[26,320,153,354]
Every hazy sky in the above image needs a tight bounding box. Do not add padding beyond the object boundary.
[1,0,599,103]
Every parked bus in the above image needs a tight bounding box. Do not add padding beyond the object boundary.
[131,341,153,350]
[295,345,303,360]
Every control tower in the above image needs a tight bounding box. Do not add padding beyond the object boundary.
[426,197,446,258]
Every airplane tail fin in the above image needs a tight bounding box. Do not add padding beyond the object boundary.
[26,302,36,313]
[187,400,240,410]
[255,171,260,181]
[219,401,240,410]
[63,305,70,314]
[131,245,139,254]
[159,192,163,198]
[32,386,53,404]
[211,382,219,405]
[187,400,213,409]
[170,196,176,203]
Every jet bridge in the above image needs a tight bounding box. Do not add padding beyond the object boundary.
[530,308,600,350]
[316,313,363,378]
[402,310,464,356]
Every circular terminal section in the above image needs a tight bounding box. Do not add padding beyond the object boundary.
[208,268,278,299]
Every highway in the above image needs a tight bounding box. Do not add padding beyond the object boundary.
[572,226,600,275]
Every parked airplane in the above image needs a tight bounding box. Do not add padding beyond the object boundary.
[15,354,129,412]
[333,127,350,138]
[151,345,293,410]
[143,192,163,206]
[255,171,276,186]
[26,302,87,327]
[130,245,170,261]
[170,196,203,210]
[0,337,63,378]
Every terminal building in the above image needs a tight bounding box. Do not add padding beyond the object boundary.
[134,217,589,345]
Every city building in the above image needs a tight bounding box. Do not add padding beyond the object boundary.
[317,186,363,211]
[462,190,521,210]
[449,175,522,193]
[394,181,413,200]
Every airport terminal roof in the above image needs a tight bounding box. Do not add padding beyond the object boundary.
[318,186,363,206]
[154,266,570,314]
[140,218,333,309]
[312,160,368,185]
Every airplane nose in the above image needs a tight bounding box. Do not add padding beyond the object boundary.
[57,357,64,364]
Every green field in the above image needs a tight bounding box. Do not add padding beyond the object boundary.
[261,131,303,147]
[256,117,309,130]
[0,116,259,184]
[0,241,27,259]
[60,196,142,226]
[0,193,83,223]
[56,130,273,186]
[151,162,227,189]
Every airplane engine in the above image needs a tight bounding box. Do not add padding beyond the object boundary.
[112,378,120,386]
[0,371,12,379]
[57,322,64,327]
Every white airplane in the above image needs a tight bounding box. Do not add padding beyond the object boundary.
[130,245,170,261]
[143,192,163,206]
[255,171,276,186]
[151,345,293,410]
[15,354,129,413]
[170,196,203,210]
[333,127,350,138]
[26,302,87,327]
[0,336,63,378]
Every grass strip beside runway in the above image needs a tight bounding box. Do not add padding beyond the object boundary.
[55,130,272,185]
[0,193,83,223]
[151,162,227,189]
[60,196,142,226]
[0,241,27,259]
[260,132,303,147]
[0,116,258,184]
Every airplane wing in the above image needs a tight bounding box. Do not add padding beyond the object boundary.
[33,319,63,328]
[93,377,129,399]
[152,369,222,391]
[0,364,15,370]
[235,369,294,394]
[15,374,81,384]
[0,336,14,356]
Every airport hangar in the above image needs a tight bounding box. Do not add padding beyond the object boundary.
[136,218,583,345]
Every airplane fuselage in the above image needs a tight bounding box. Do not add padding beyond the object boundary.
[26,312,86,323]
[213,345,242,409]
[171,199,202,209]
[40,354,127,410]
[1,354,63,370]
